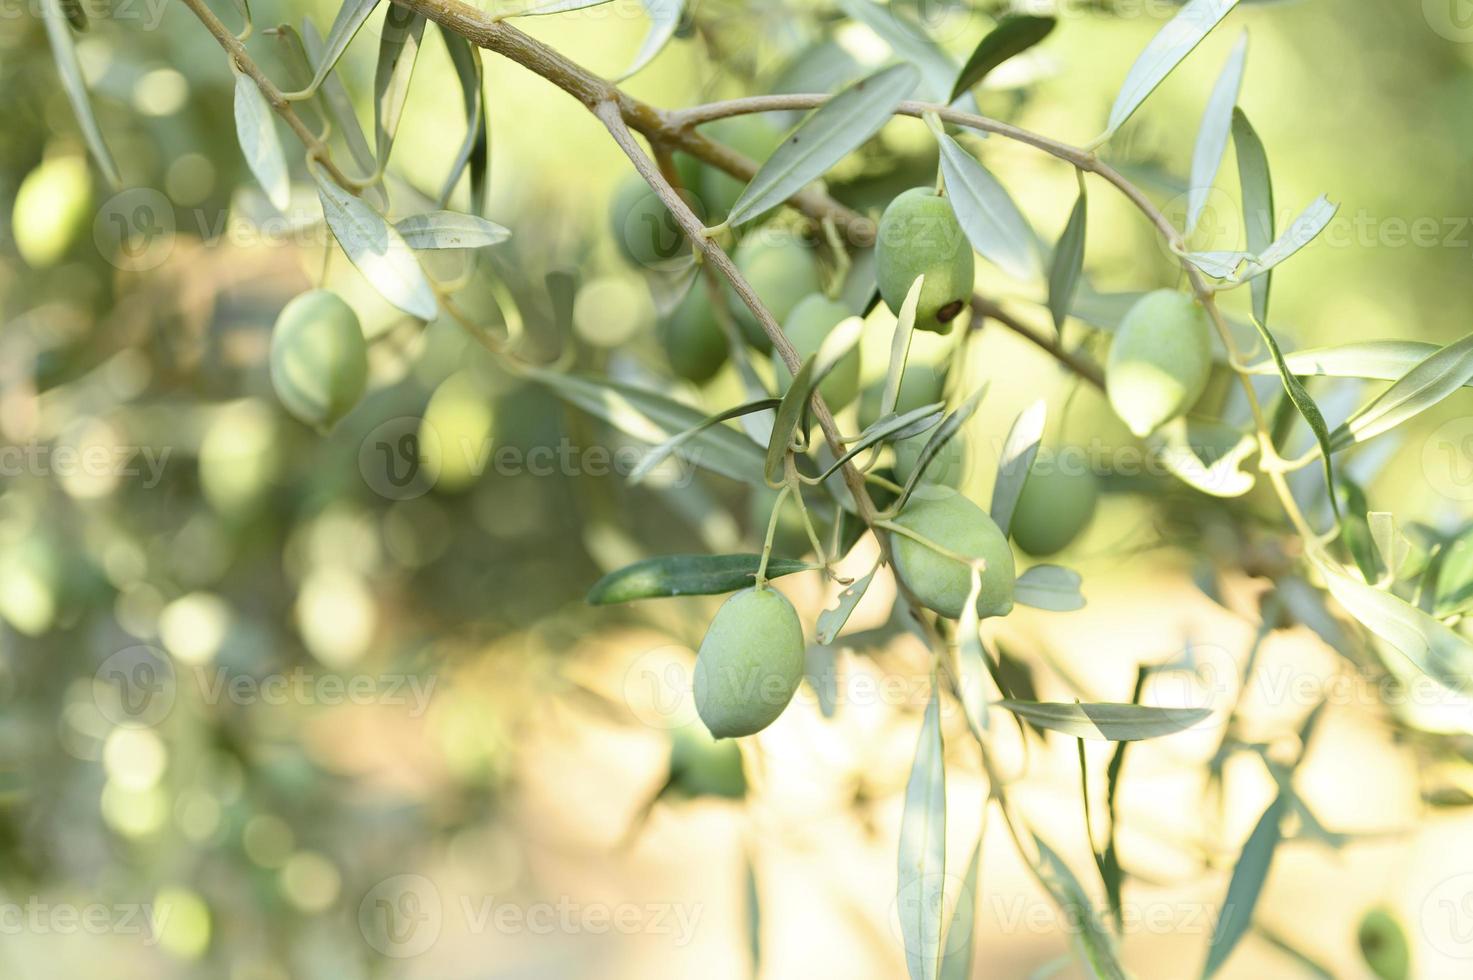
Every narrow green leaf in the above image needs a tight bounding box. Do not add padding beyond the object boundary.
[937,134,1040,280]
[938,827,984,980]
[1313,552,1473,696]
[1033,835,1127,980]
[1241,340,1463,383]
[881,275,925,418]
[1338,479,1382,584]
[991,400,1046,534]
[728,64,919,227]
[587,554,814,604]
[997,701,1210,741]
[1186,32,1248,235]
[439,28,491,214]
[1435,528,1473,618]
[816,402,946,483]
[395,211,511,249]
[307,0,382,94]
[1100,0,1241,141]
[817,562,879,644]
[949,15,1056,103]
[1332,332,1473,450]
[233,71,291,211]
[1186,195,1338,285]
[40,0,119,189]
[302,19,377,180]
[954,570,990,738]
[628,399,781,486]
[619,0,684,80]
[1247,313,1338,515]
[523,367,767,485]
[1232,108,1273,324]
[1014,565,1085,612]
[1101,668,1148,933]
[1202,793,1287,978]
[898,676,947,980]
[313,169,437,320]
[764,317,865,481]
[507,0,616,15]
[1047,190,1087,332]
[373,5,426,165]
[897,387,986,508]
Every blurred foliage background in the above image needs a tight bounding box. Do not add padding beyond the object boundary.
[2,0,1473,977]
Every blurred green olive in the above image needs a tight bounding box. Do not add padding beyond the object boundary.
[659,281,728,384]
[1357,907,1410,980]
[773,293,860,408]
[730,233,822,352]
[13,153,92,269]
[610,175,693,271]
[668,721,746,798]
[269,289,368,431]
[1009,453,1099,557]
[694,587,805,738]
[1106,289,1212,438]
[697,116,783,221]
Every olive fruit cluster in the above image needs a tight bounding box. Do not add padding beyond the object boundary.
[269,289,368,430]
[1106,289,1212,438]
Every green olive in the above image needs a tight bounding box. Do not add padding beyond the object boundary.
[697,116,783,221]
[876,188,974,334]
[1357,907,1410,980]
[1106,289,1212,438]
[421,372,494,493]
[694,587,806,738]
[668,721,747,798]
[772,293,860,408]
[1009,451,1099,557]
[659,281,728,383]
[610,175,692,271]
[269,289,368,430]
[890,486,1014,619]
[730,233,822,352]
[13,154,92,269]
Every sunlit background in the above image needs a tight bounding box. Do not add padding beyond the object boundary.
[1,0,1472,976]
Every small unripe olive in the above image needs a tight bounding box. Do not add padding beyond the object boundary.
[1009,452,1099,557]
[731,234,822,352]
[421,372,495,493]
[876,188,974,334]
[13,154,92,269]
[610,175,691,271]
[669,721,747,799]
[694,587,806,739]
[1357,908,1410,980]
[269,289,368,430]
[773,294,860,408]
[893,433,965,488]
[659,282,728,384]
[698,116,783,221]
[890,486,1014,619]
[1106,289,1212,438]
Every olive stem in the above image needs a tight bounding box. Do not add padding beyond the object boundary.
[755,484,791,590]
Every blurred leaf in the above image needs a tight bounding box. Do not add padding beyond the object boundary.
[937,134,1040,280]
[898,676,947,980]
[1338,478,1382,583]
[1202,793,1287,978]
[817,402,946,482]
[439,28,491,213]
[1435,528,1473,618]
[1185,195,1338,284]
[395,211,511,249]
[586,554,814,604]
[764,318,864,481]
[1232,108,1273,323]
[60,0,86,31]
[1151,417,1257,498]
[817,562,878,644]
[1314,553,1473,696]
[897,387,986,508]
[1186,32,1247,235]
[313,169,437,319]
[1033,835,1126,979]
[746,851,762,977]
[1099,0,1241,141]
[728,64,918,227]
[629,399,781,486]
[373,5,426,164]
[509,0,616,15]
[40,0,119,188]
[938,827,984,980]
[306,0,382,94]
[955,570,990,738]
[1014,565,1085,612]
[881,275,925,418]
[620,0,684,80]
[1048,189,1087,332]
[232,72,291,211]
[525,369,768,485]
[949,15,1056,103]
[1247,313,1338,514]
[1332,332,1473,450]
[991,400,1046,534]
[837,0,962,104]
[1241,340,1469,383]
[1368,512,1413,583]
[997,701,1209,740]
[302,19,378,182]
